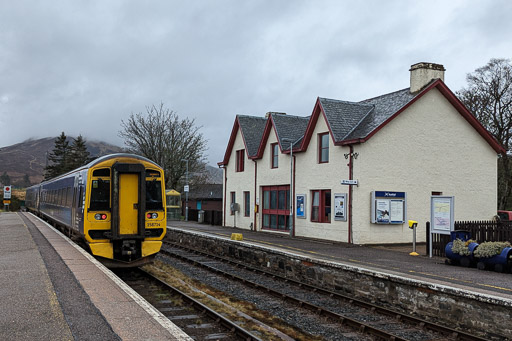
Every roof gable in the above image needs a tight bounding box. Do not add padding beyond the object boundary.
[218,115,267,166]
[254,113,309,158]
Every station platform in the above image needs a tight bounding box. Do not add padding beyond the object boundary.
[0,212,190,341]
[167,220,512,301]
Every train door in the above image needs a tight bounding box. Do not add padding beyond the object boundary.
[118,173,139,235]
[111,162,145,239]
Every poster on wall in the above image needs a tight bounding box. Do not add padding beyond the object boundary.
[390,200,404,223]
[376,199,390,223]
[431,196,454,235]
[296,194,306,219]
[334,193,347,221]
[371,191,406,224]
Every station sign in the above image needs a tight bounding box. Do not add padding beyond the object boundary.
[341,179,358,186]
[3,186,11,199]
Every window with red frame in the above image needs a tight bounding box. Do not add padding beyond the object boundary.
[311,190,331,223]
[262,185,290,230]
[244,191,250,217]
[271,143,279,168]
[318,133,329,163]
[235,149,245,172]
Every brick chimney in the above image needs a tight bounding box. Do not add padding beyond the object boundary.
[409,62,445,93]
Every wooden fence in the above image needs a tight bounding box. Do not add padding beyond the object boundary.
[429,220,512,257]
[187,209,223,226]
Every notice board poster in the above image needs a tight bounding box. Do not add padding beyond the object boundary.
[390,200,404,223]
[431,196,454,235]
[334,193,347,221]
[376,199,390,223]
[296,194,306,219]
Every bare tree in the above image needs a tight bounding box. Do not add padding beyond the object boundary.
[457,58,512,209]
[119,103,207,190]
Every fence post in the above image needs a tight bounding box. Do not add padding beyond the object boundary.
[426,221,431,258]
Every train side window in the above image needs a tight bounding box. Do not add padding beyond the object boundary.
[146,179,163,210]
[89,179,110,211]
[67,187,73,206]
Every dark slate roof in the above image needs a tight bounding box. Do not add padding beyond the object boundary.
[271,113,310,151]
[187,184,223,200]
[318,88,418,143]
[345,88,417,141]
[319,98,374,142]
[238,115,267,157]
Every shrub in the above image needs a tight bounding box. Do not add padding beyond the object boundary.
[474,241,511,258]
[451,239,476,256]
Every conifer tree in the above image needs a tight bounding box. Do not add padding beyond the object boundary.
[44,132,70,180]
[69,135,91,169]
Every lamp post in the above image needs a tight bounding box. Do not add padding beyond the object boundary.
[181,159,189,221]
[282,137,301,237]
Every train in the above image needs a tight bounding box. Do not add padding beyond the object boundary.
[26,153,167,267]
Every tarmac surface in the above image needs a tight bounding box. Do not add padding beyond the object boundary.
[0,212,190,341]
[167,220,512,301]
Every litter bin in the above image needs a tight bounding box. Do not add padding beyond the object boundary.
[198,210,205,223]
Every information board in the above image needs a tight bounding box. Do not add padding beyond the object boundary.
[371,191,406,224]
[430,196,454,235]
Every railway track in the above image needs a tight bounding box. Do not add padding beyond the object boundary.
[159,241,488,341]
[114,268,262,341]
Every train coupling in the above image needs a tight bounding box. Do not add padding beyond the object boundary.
[121,240,137,256]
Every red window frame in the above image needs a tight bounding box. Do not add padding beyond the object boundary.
[271,143,279,168]
[318,132,329,163]
[261,185,290,230]
[311,189,331,223]
[244,191,250,217]
[236,149,245,172]
[230,191,236,215]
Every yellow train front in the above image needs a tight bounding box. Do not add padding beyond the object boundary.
[26,153,167,267]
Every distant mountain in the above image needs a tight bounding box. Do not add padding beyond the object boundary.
[205,165,222,184]
[0,137,124,186]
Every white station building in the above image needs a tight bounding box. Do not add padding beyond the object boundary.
[218,63,505,244]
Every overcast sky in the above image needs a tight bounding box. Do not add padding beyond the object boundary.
[1,1,511,165]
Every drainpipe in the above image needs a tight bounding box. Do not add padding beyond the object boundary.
[348,145,354,244]
[222,165,227,227]
[253,160,257,231]
[292,153,296,237]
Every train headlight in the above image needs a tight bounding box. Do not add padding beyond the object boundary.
[146,213,158,219]
[94,213,108,220]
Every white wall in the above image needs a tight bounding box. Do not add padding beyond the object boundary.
[352,89,498,244]
[224,128,255,230]
[293,114,351,242]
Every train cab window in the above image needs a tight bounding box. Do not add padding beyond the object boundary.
[146,171,163,210]
[93,168,110,177]
[89,179,110,211]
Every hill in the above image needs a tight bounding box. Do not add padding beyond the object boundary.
[0,137,223,187]
[0,137,124,186]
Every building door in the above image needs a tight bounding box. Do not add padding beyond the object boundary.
[119,173,139,235]
[261,185,290,230]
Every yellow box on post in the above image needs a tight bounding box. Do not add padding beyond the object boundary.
[230,233,243,241]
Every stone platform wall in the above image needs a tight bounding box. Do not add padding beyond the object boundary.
[166,229,511,340]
